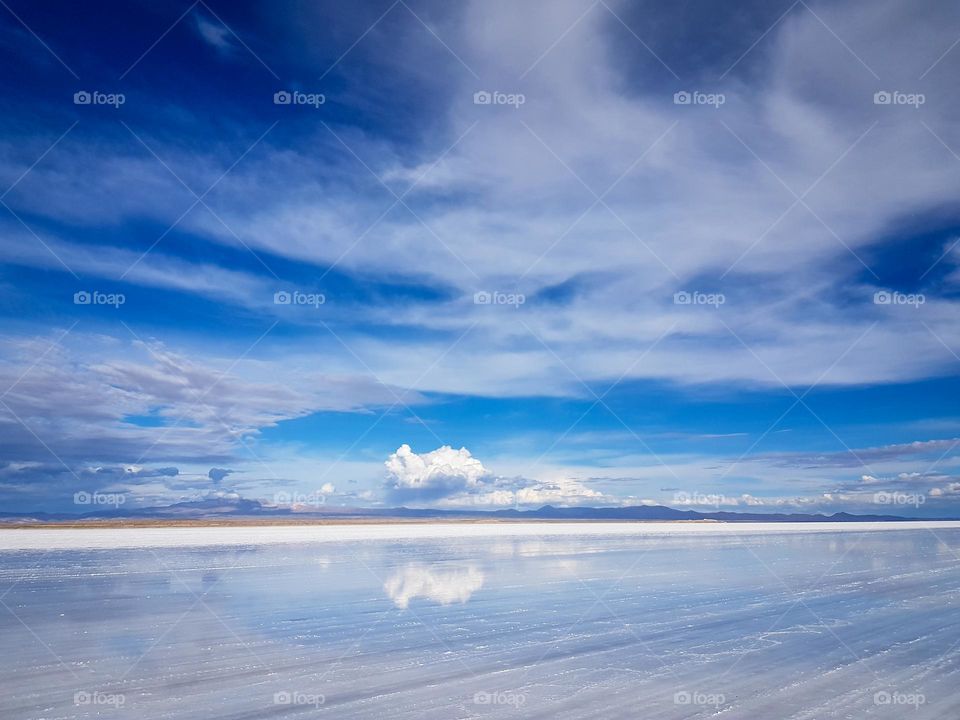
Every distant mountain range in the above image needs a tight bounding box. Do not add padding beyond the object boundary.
[0,495,943,523]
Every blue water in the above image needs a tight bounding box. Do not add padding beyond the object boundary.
[2,528,960,718]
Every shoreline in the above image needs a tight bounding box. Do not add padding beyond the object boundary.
[1,520,958,551]
[0,517,720,529]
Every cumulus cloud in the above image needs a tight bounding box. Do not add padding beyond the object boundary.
[385,444,620,507]
[385,444,490,501]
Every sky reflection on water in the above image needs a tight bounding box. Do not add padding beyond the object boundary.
[2,528,960,718]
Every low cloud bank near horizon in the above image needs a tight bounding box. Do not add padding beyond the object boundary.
[1,0,959,515]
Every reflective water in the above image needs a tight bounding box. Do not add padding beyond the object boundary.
[2,527,960,718]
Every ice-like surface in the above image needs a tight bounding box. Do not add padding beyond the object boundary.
[2,520,960,550]
[3,525,960,718]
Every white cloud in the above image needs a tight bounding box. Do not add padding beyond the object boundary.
[4,0,960,515]
[435,478,611,508]
[192,13,235,55]
[5,0,960,397]
[385,444,621,507]
[0,333,425,508]
[514,478,606,506]
[385,444,489,495]
[445,489,517,507]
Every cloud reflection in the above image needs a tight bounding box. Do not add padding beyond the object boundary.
[384,563,484,609]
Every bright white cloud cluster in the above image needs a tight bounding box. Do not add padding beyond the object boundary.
[435,479,609,508]
[385,444,489,491]
[387,444,620,508]
[513,478,606,506]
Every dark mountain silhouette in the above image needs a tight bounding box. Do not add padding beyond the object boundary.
[0,496,936,523]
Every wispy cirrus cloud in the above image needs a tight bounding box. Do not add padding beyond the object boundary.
[2,0,960,515]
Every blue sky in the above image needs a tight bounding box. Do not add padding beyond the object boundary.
[2,0,960,516]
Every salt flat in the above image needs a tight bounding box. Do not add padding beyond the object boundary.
[3,525,960,718]
[2,520,960,550]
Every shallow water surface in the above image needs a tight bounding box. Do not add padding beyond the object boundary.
[2,526,960,718]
